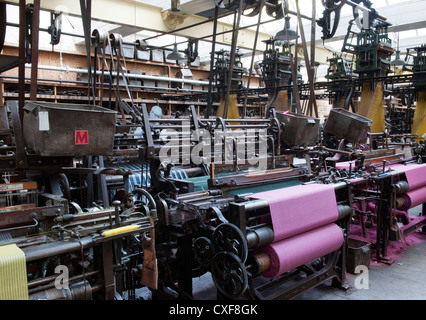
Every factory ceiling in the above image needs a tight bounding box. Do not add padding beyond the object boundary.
[2,0,426,67]
[137,0,426,55]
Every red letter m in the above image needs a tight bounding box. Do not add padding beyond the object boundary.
[75,130,89,145]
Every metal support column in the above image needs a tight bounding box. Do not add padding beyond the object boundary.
[30,0,40,102]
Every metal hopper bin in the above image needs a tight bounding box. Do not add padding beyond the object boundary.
[324,108,372,144]
[276,111,320,147]
[23,101,117,157]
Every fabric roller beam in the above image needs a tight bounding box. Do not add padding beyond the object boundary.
[260,223,344,279]
[389,163,426,191]
[397,185,426,211]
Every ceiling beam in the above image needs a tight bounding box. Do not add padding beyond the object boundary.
[5,0,271,51]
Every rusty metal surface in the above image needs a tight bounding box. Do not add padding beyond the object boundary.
[29,1,40,102]
[8,100,28,169]
[324,108,372,144]
[0,55,19,73]
[209,167,305,188]
[276,111,320,147]
[23,101,116,157]
[0,204,63,230]
[18,0,26,123]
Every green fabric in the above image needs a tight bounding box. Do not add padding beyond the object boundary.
[186,171,249,192]
[224,179,304,196]
[186,172,303,195]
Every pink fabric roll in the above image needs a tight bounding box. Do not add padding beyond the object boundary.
[405,185,426,209]
[389,163,426,191]
[260,223,344,278]
[250,183,339,242]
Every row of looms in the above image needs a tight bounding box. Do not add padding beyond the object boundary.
[0,0,426,301]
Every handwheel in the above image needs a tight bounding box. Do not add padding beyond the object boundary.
[212,223,248,263]
[194,236,216,267]
[211,252,248,299]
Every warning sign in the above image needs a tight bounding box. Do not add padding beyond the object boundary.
[75,130,89,145]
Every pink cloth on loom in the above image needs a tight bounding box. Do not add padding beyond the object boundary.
[388,163,426,191]
[260,223,344,278]
[405,185,426,209]
[335,161,354,170]
[250,183,339,242]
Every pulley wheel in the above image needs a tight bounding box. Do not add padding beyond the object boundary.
[265,0,285,20]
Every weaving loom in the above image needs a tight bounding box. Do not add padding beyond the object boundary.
[249,184,345,280]
[154,166,352,300]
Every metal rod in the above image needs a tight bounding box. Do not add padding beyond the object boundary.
[295,0,318,117]
[223,0,244,119]
[0,2,6,52]
[23,64,210,86]
[18,0,26,122]
[141,7,236,42]
[22,236,95,262]
[243,2,263,118]
[205,5,219,119]
[30,0,40,102]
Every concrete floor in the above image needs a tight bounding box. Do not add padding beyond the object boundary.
[295,229,426,300]
[296,206,426,300]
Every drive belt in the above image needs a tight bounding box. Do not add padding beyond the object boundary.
[92,30,131,120]
[110,33,134,107]
[92,28,111,108]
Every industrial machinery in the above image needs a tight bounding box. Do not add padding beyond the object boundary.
[260,38,294,114]
[324,108,426,262]
[88,76,355,300]
[404,45,426,141]
[333,153,426,263]
[341,6,394,134]
[0,100,158,300]
[153,174,353,300]
[213,49,246,119]
[314,106,426,263]
[2,0,426,303]
[325,52,357,111]
[112,97,355,300]
[0,89,298,300]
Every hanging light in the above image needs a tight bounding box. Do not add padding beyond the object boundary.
[391,50,405,67]
[391,33,405,67]
[167,43,186,61]
[171,0,181,12]
[275,16,299,41]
